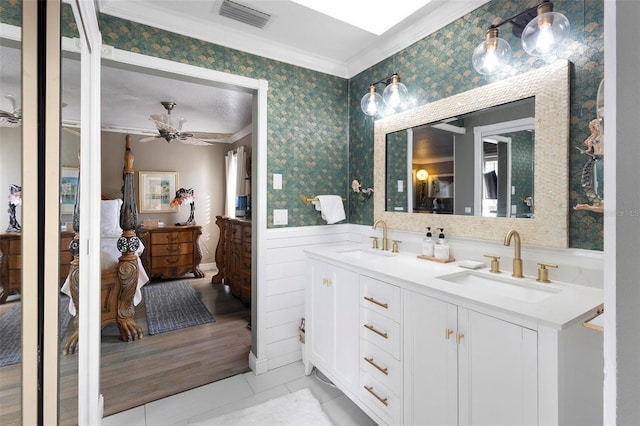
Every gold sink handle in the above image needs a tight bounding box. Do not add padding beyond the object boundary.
[536,262,558,283]
[483,254,501,273]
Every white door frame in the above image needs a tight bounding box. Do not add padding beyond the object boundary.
[70,42,269,420]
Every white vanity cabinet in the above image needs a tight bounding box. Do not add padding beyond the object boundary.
[404,291,537,425]
[304,252,603,426]
[306,259,360,394]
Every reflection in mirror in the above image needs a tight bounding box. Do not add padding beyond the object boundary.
[0,30,22,424]
[374,60,570,247]
[386,97,535,218]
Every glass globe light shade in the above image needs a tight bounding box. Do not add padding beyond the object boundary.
[361,85,384,116]
[472,28,511,75]
[416,169,428,181]
[521,3,570,56]
[382,74,408,112]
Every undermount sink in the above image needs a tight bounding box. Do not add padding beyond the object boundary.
[336,248,397,260]
[437,270,561,303]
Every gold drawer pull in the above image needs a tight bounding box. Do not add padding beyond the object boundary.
[166,235,179,241]
[364,324,388,339]
[456,332,464,344]
[165,258,180,264]
[364,357,388,375]
[364,385,388,406]
[166,245,181,252]
[364,296,388,309]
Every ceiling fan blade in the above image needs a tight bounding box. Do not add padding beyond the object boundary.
[139,135,162,143]
[179,136,212,146]
[190,131,233,141]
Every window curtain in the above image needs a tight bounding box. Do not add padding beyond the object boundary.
[225,146,247,218]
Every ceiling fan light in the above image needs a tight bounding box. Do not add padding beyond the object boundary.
[382,74,408,112]
[361,85,384,116]
[472,28,511,75]
[521,2,570,56]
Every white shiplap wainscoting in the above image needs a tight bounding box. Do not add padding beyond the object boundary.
[260,224,356,371]
[254,223,603,374]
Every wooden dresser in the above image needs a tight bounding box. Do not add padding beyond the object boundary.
[0,230,75,304]
[212,216,251,303]
[137,225,204,280]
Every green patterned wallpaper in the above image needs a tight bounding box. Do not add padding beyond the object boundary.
[3,0,604,248]
[349,0,604,250]
[507,131,535,218]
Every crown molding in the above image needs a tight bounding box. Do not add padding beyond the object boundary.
[98,0,490,79]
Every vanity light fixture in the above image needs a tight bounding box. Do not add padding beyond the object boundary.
[472,0,570,75]
[360,73,409,116]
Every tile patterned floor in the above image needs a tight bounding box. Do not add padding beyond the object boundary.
[102,361,376,425]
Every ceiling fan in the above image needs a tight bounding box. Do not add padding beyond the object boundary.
[0,94,22,128]
[139,101,231,145]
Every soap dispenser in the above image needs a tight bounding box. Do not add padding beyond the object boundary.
[422,227,434,257]
[434,228,450,260]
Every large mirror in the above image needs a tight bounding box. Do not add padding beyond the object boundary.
[375,60,570,248]
[0,24,22,425]
[385,97,535,218]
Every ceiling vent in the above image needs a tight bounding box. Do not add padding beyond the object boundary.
[219,0,271,29]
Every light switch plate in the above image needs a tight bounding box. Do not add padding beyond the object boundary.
[273,209,288,225]
[273,174,282,190]
[397,180,404,192]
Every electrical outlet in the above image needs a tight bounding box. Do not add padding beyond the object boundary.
[273,209,288,225]
[465,207,472,213]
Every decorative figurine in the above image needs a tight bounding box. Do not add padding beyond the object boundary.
[6,184,21,232]
[574,118,604,213]
[170,187,195,225]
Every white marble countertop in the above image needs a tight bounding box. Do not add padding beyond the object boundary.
[305,243,604,331]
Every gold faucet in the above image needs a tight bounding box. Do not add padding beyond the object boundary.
[373,219,389,251]
[504,229,524,278]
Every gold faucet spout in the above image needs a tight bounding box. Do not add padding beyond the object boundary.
[373,219,389,251]
[504,229,524,278]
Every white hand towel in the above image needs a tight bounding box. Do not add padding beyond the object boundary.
[312,195,346,224]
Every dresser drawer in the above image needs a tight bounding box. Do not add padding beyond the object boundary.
[360,308,400,359]
[150,231,192,245]
[8,270,21,285]
[151,254,192,269]
[8,238,21,253]
[8,254,21,269]
[360,276,400,322]
[151,243,193,256]
[359,372,400,426]
[360,338,401,394]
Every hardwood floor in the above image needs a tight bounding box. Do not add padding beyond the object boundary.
[0,271,251,425]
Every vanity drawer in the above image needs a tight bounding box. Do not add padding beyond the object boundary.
[360,338,401,394]
[360,276,400,322]
[360,308,400,359]
[359,371,400,426]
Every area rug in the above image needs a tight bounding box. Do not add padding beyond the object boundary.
[194,388,333,426]
[0,295,72,368]
[143,281,215,335]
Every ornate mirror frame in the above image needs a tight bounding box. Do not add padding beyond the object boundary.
[374,60,570,248]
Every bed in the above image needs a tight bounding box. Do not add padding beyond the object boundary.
[62,136,149,354]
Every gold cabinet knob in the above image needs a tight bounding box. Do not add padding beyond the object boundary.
[536,262,558,283]
[392,240,402,253]
[483,254,501,273]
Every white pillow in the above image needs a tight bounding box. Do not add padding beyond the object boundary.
[101,199,123,237]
